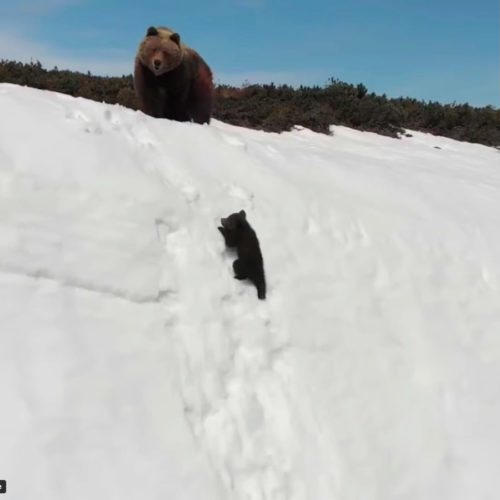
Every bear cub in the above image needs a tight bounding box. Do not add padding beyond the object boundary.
[218,210,266,300]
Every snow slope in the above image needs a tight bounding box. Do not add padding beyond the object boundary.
[0,83,499,500]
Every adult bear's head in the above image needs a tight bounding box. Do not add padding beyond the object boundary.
[137,26,184,76]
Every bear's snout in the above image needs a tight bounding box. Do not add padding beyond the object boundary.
[153,59,162,70]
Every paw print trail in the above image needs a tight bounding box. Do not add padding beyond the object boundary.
[153,192,303,499]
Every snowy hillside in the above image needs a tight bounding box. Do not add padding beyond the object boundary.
[0,83,499,500]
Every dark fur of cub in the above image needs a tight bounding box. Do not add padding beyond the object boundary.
[218,210,266,300]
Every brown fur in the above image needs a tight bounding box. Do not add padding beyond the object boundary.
[134,26,214,124]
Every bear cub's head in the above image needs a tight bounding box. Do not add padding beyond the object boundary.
[219,210,249,248]
[138,26,183,76]
[220,210,247,232]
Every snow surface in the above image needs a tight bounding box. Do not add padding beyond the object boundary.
[0,83,499,500]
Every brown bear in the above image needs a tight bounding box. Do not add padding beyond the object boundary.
[218,210,266,300]
[134,26,214,124]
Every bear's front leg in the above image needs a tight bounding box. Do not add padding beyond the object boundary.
[142,91,164,118]
[218,226,238,247]
[233,259,247,280]
[134,62,164,118]
[164,88,191,122]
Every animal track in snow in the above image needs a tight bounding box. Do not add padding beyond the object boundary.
[180,184,200,203]
[225,184,255,213]
[64,108,103,134]
[221,133,247,149]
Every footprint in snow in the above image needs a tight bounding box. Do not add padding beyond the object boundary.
[180,184,200,204]
[227,184,254,208]
[65,109,103,134]
[104,109,121,130]
[221,133,247,149]
[155,217,179,244]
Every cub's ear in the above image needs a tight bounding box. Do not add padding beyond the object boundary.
[146,26,158,36]
[170,32,181,44]
[239,210,246,218]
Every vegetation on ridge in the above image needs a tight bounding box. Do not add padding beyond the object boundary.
[1,60,498,147]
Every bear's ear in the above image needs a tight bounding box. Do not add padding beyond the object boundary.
[239,210,246,218]
[170,32,181,44]
[146,26,158,37]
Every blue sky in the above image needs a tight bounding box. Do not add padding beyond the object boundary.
[0,0,498,106]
